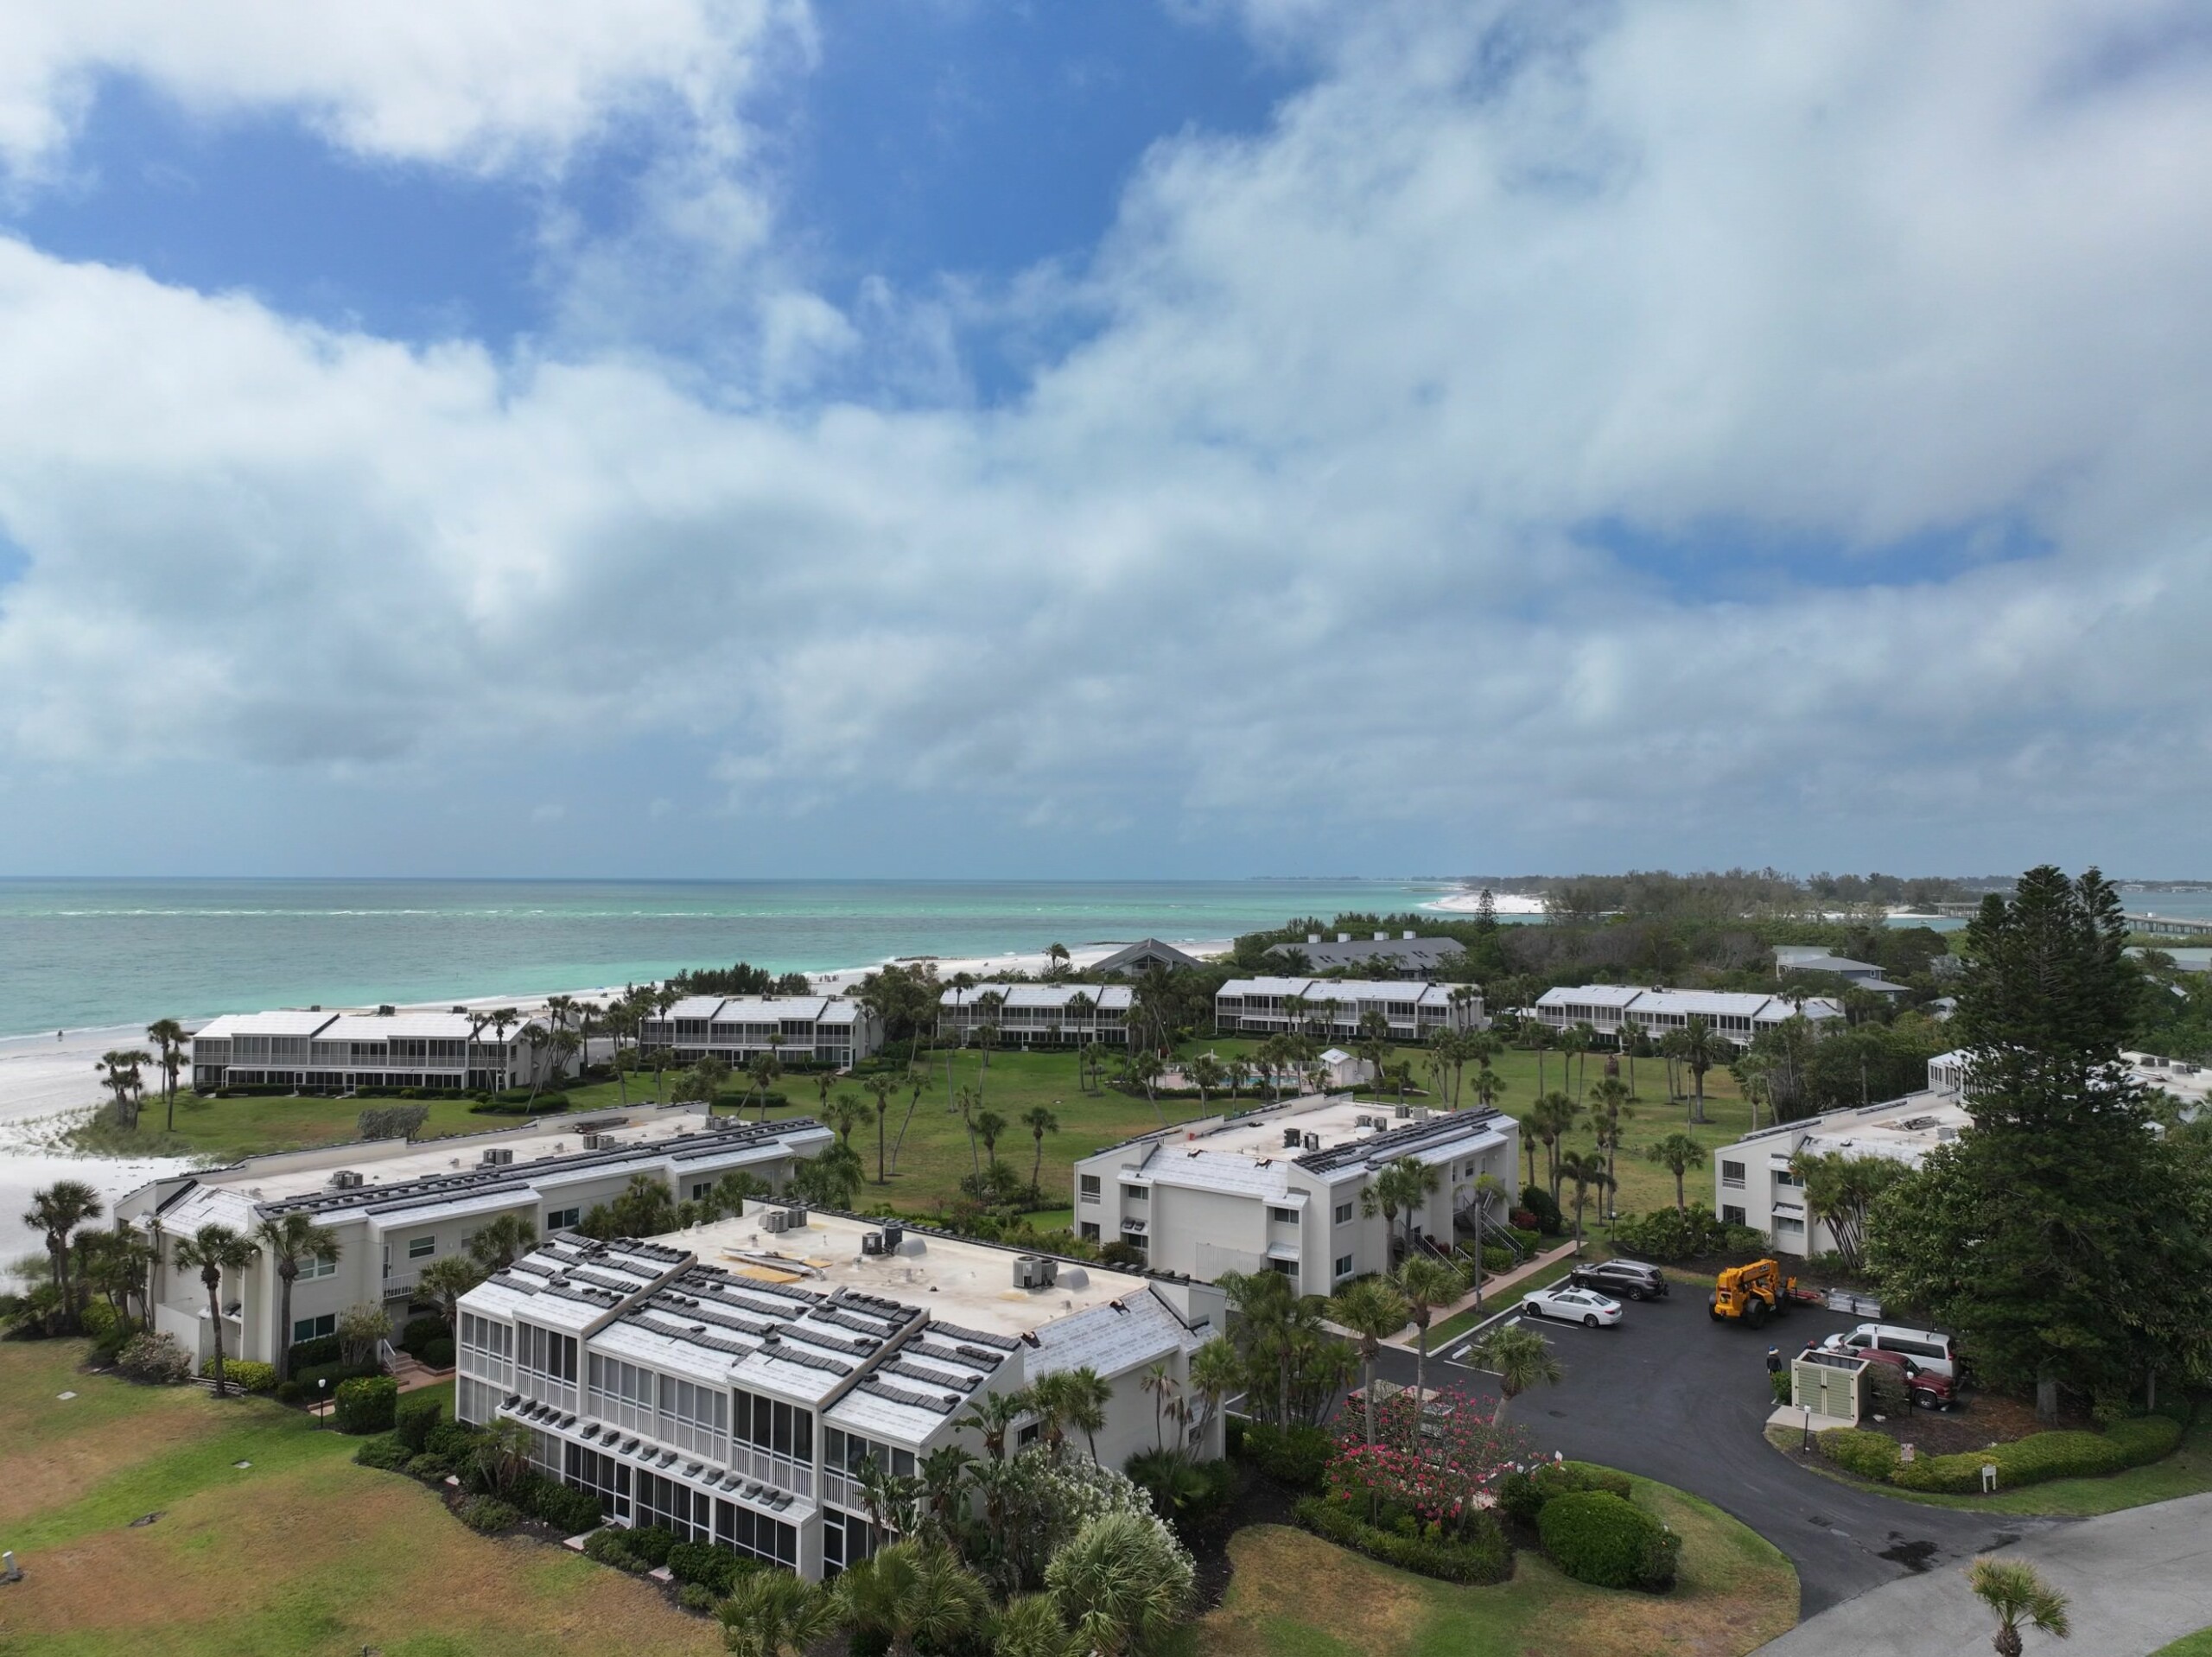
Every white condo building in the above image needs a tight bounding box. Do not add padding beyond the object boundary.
[1212,979,1484,1042]
[454,1208,1224,1580]
[640,996,884,1069]
[188,1007,563,1094]
[936,984,1134,1047]
[117,1109,832,1366]
[1071,1096,1519,1294]
[1533,985,1843,1047]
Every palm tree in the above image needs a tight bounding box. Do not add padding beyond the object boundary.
[720,1567,839,1657]
[1587,1076,1634,1220]
[81,1220,154,1330]
[1138,1359,1181,1451]
[24,1180,102,1327]
[486,1005,520,1089]
[173,1223,260,1397]
[1187,1054,1224,1103]
[1524,1021,1552,1095]
[958,1387,1026,1463]
[1668,1014,1725,1126]
[417,1254,486,1330]
[1646,1132,1707,1213]
[253,1213,340,1381]
[1558,1025,1589,1104]
[1393,1254,1469,1406]
[1044,1510,1193,1657]
[827,1090,869,1148]
[466,1213,537,1270]
[833,1541,989,1657]
[1555,1149,1614,1252]
[748,1051,783,1121]
[865,1073,899,1183]
[1328,1276,1408,1444]
[145,1018,188,1131]
[1528,1090,1580,1203]
[1059,1364,1113,1462]
[94,1049,150,1130]
[1046,942,1071,980]
[1371,1154,1442,1259]
[1969,1559,2072,1656]
[1022,1105,1060,1190]
[1186,1338,1241,1451]
[1468,1322,1562,1421]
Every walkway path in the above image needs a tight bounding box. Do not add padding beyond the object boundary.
[1752,1491,2212,1655]
[1379,1241,1579,1351]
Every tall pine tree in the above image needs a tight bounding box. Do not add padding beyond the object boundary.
[1866,867,2212,1417]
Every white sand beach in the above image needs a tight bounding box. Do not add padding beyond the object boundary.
[1422,889,1548,916]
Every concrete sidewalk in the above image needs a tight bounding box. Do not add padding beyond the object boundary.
[1752,1491,2212,1656]
[1381,1241,1580,1350]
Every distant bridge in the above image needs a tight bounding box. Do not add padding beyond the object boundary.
[1905,901,2212,938]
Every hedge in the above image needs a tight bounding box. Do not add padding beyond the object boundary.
[1498,1460,1637,1526]
[201,1357,277,1394]
[1609,1203,1769,1264]
[1294,1497,1512,1584]
[1537,1491,1681,1590]
[669,1540,755,1595]
[1887,1417,2183,1494]
[1236,1422,1335,1492]
[116,1331,193,1385]
[513,1472,605,1535]
[395,1395,444,1453]
[458,1496,520,1533]
[419,1337,456,1370]
[353,1436,413,1471]
[400,1315,448,1353]
[289,1334,343,1368]
[1816,1428,1902,1481]
[334,1375,400,1434]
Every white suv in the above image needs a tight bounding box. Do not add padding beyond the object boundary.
[1820,1323,1959,1381]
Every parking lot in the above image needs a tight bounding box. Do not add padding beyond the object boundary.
[1368,1282,2053,1615]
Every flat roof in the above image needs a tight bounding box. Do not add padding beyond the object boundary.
[1098,1096,1510,1188]
[194,1010,340,1038]
[1217,978,1454,1002]
[939,984,1133,1009]
[1787,1092,1974,1164]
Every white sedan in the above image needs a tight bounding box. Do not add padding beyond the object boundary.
[1522,1286,1624,1328]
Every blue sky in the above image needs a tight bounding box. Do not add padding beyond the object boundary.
[0,0,2206,879]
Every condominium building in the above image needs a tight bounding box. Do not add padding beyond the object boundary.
[188,1007,562,1094]
[1212,979,1484,1042]
[1274,931,1466,974]
[118,1108,833,1366]
[936,984,1133,1047]
[1071,1096,1519,1295]
[454,1206,1224,1579]
[639,996,884,1069]
[1532,985,1842,1047]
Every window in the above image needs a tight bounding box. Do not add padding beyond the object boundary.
[1772,1168,1802,1188]
[691,1181,715,1202]
[1080,1222,1100,1242]
[1333,1202,1354,1225]
[1721,1205,1746,1227]
[1268,1206,1298,1225]
[1776,1214,1806,1234]
[1719,1160,1745,1190]
[734,1390,814,1466]
[658,1373,731,1459]
[1270,1259,1297,1277]
[1333,1254,1354,1279]
[292,1312,335,1344]
[1122,1184,1147,1202]
[517,1321,578,1388]
[545,1207,580,1231]
[1079,1175,1101,1201]
[408,1235,437,1260]
[297,1254,336,1280]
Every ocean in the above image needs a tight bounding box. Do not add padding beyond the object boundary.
[0,877,1465,1038]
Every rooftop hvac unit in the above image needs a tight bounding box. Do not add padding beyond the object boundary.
[1302,1132,1320,1151]
[781,1205,808,1228]
[760,1209,790,1234]
[480,1147,516,1166]
[378,1005,396,1016]
[329,1169,365,1189]
[861,1229,892,1256]
[1402,930,1416,940]
[1374,931,1388,941]
[1395,1104,1412,1120]
[1013,1255,1058,1290]
[1282,1127,1303,1148]
[881,1223,905,1253]
[581,1133,612,1150]
[1337,932,1351,943]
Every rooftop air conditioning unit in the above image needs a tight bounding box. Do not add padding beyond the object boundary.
[378,1005,396,1016]
[1306,933,1321,944]
[1282,1127,1303,1148]
[1374,931,1388,941]
[329,1169,365,1189]
[1395,1104,1412,1120]
[481,1147,516,1167]
[780,1205,808,1228]
[861,1229,891,1256]
[581,1133,612,1150]
[1402,930,1416,940]
[880,1223,904,1253]
[1302,1132,1320,1151]
[1337,932,1351,943]
[1013,1255,1057,1290]
[760,1209,790,1234]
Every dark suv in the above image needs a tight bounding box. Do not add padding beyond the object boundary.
[1566,1259,1669,1302]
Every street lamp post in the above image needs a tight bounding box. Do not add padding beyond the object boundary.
[318,1376,328,1428]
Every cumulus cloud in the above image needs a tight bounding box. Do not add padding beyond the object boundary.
[0,0,808,179]
[0,0,2209,870]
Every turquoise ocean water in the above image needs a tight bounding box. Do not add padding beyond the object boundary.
[0,878,1464,1037]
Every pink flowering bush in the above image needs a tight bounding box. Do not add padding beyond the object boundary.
[1323,1388,1533,1541]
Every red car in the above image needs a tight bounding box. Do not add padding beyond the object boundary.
[1804,1343,1957,1411]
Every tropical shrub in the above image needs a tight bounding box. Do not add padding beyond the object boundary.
[668,1540,742,1594]
[1294,1496,1511,1584]
[1538,1491,1680,1590]
[400,1315,448,1353]
[622,1525,677,1567]
[1609,1203,1768,1263]
[79,1300,118,1337]
[201,1357,277,1394]
[1886,1419,2183,1493]
[583,1528,642,1569]
[1481,1245,1514,1273]
[1770,1367,1793,1406]
[1518,1185,1563,1235]
[395,1394,443,1452]
[353,1435,413,1470]
[288,1333,343,1368]
[1236,1422,1334,1492]
[677,1582,719,1615]
[457,1495,519,1533]
[1492,1458,1628,1527]
[1323,1390,1529,1542]
[334,1374,400,1434]
[419,1337,456,1370]
[1125,1448,1237,1530]
[116,1331,193,1384]
[517,1476,603,1535]
[406,1452,456,1479]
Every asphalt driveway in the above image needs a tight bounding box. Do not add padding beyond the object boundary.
[1370,1286,2056,1615]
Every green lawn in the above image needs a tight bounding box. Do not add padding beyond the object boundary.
[2150,1631,2212,1657]
[0,1339,716,1657]
[1175,1472,1796,1657]
[63,1035,1755,1235]
[1766,1412,2212,1518]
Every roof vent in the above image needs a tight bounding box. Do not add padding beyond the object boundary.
[481,1147,516,1166]
[329,1170,365,1189]
[1302,1133,1320,1152]
[1283,1127,1303,1148]
[1374,931,1388,941]
[1306,934,1320,944]
[1402,930,1416,940]
[1338,933,1351,943]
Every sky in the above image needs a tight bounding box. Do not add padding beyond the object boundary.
[0,0,2207,880]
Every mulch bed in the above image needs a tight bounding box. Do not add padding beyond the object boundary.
[1858,1391,2093,1457]
[1182,1462,1302,1612]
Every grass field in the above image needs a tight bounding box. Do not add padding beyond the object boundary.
[2150,1631,2212,1657]
[1173,1473,1796,1657]
[69,1037,1753,1234]
[0,1339,716,1657]
[1765,1411,2212,1518]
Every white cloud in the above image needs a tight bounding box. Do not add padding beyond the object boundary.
[0,0,810,179]
[1,0,2209,871]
